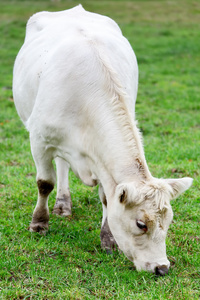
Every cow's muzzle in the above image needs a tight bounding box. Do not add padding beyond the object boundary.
[155,265,169,276]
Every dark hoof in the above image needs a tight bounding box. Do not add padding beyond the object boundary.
[28,222,48,235]
[106,249,113,255]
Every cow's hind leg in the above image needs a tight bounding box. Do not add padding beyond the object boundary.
[99,184,118,253]
[28,134,56,234]
[52,157,72,216]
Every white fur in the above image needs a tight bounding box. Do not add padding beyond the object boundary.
[13,5,193,273]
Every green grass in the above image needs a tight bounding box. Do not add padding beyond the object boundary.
[0,0,200,299]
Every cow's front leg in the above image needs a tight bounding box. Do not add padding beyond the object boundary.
[99,184,118,253]
[52,157,72,216]
[28,134,56,234]
[29,179,54,234]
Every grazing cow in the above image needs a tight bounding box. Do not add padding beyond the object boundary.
[13,5,193,275]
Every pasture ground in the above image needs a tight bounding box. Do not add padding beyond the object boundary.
[0,0,199,299]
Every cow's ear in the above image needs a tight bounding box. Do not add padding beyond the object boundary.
[165,177,193,200]
[116,184,128,204]
[116,183,137,205]
[120,189,126,203]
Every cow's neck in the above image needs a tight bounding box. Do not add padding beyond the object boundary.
[91,118,152,196]
[88,85,153,188]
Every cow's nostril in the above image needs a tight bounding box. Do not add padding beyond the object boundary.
[155,265,169,276]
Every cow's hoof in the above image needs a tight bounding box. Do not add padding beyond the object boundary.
[52,197,72,217]
[105,249,113,255]
[28,222,49,235]
[52,206,71,217]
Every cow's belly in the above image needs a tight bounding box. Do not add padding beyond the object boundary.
[56,147,98,187]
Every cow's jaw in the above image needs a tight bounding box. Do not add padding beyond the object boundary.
[109,223,170,275]
[133,241,170,274]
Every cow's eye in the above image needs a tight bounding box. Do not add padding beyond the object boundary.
[136,220,148,232]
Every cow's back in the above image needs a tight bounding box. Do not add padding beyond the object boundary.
[13,5,138,127]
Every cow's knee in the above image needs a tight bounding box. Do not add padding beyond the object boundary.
[37,179,54,196]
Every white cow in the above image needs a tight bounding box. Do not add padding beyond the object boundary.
[13,5,193,275]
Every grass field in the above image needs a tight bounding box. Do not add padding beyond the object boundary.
[0,0,199,299]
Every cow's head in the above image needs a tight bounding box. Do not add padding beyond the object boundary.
[107,177,193,275]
